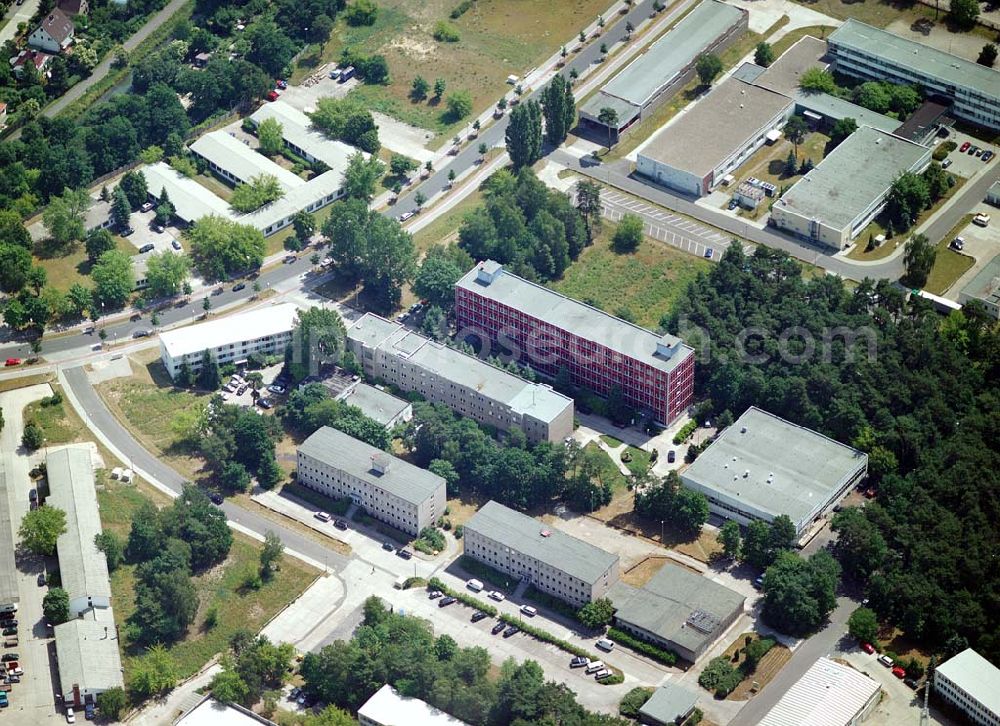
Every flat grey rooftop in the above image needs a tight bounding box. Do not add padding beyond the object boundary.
[54,612,124,695]
[0,467,18,606]
[961,254,1000,308]
[936,648,1000,716]
[347,313,573,424]
[753,35,828,97]
[338,383,410,426]
[773,126,930,230]
[581,0,745,120]
[639,683,699,725]
[829,19,1000,99]
[456,263,692,375]
[609,563,744,656]
[466,501,618,585]
[792,91,901,134]
[298,426,444,506]
[682,407,868,525]
[639,78,793,177]
[46,447,112,604]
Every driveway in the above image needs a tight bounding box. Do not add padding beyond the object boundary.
[0,0,41,48]
[0,383,63,722]
[942,202,1000,300]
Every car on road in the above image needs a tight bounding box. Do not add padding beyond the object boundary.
[861,642,875,654]
[4,359,20,367]
[503,625,520,638]
[973,213,991,227]
[232,282,246,292]
[438,596,457,607]
[488,591,505,602]
[878,654,894,667]
[491,622,506,635]
[382,541,395,552]
[333,519,347,530]
[471,610,488,623]
[519,605,537,617]
[959,141,970,152]
[596,638,615,652]
[397,549,412,560]
[891,666,906,679]
[314,511,331,522]
[210,493,224,505]
[704,248,713,259]
[428,590,443,600]
[138,243,154,253]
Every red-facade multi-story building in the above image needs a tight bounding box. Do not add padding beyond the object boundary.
[455,261,695,425]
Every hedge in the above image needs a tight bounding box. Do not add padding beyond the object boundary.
[608,627,679,666]
[673,420,698,445]
[427,578,498,617]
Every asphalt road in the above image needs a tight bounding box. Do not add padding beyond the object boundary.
[61,365,352,572]
[390,0,664,218]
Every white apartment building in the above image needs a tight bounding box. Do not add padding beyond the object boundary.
[464,501,620,607]
[159,303,299,379]
[827,19,1000,130]
[296,426,446,536]
[934,649,1000,726]
[345,313,573,444]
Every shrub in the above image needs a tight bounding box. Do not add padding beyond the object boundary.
[427,577,497,616]
[673,419,698,445]
[619,686,654,717]
[498,613,598,660]
[607,627,678,666]
[699,656,742,696]
[433,20,461,42]
[450,0,473,18]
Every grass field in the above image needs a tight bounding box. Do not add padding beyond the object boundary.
[925,214,976,295]
[622,446,651,476]
[33,234,139,292]
[550,227,711,330]
[23,387,82,446]
[96,355,211,481]
[721,632,793,701]
[293,0,612,138]
[412,189,484,253]
[99,476,318,682]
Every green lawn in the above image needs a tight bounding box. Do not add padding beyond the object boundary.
[411,189,484,254]
[99,478,318,682]
[924,214,976,295]
[599,434,624,448]
[583,442,628,493]
[769,25,837,59]
[550,227,711,330]
[32,233,139,292]
[23,388,81,446]
[622,446,651,476]
[292,0,614,140]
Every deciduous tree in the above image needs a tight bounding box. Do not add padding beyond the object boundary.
[19,506,67,555]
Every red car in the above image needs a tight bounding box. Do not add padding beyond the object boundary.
[266,90,279,102]
[892,666,906,679]
[861,642,875,654]
[4,358,20,367]
[959,141,971,153]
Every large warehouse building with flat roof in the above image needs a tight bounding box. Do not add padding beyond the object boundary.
[635,78,794,197]
[608,563,744,662]
[680,407,868,537]
[464,501,620,607]
[579,0,747,139]
[827,19,1000,130]
[770,125,931,249]
[759,657,881,726]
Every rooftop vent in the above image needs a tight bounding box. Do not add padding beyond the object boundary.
[540,529,552,537]
[740,426,747,434]
[371,454,390,476]
[743,470,750,478]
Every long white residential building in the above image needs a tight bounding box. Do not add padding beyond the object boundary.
[464,501,620,607]
[934,648,1000,726]
[46,447,111,617]
[345,313,574,444]
[249,100,357,171]
[296,426,446,536]
[159,303,299,379]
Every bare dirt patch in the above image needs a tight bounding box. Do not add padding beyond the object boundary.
[721,632,794,701]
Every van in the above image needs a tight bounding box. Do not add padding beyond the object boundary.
[585,661,605,674]
[878,655,894,667]
[520,605,537,617]
[467,579,484,592]
[339,66,355,82]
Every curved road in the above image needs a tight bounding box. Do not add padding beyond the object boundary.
[62,365,351,572]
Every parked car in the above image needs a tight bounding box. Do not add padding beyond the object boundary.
[314,511,331,522]
[382,541,395,552]
[704,248,714,259]
[268,384,286,394]
[471,610,488,623]
[333,519,347,530]
[891,666,906,679]
[4,359,20,367]
[232,282,246,292]
[951,236,965,251]
[959,141,971,152]
[132,329,152,338]
[397,211,415,222]
[428,590,443,600]
[1,629,15,637]
[37,573,45,586]
[488,591,505,602]
[728,198,738,210]
[121,227,135,237]
[975,148,984,157]
[942,158,952,168]
[210,493,224,505]
[503,625,520,638]
[754,574,765,589]
[968,145,979,155]
[284,254,297,264]
[520,605,537,617]
[878,655,894,667]
[84,703,95,720]
[667,450,676,463]
[904,677,920,690]
[973,213,991,227]
[983,150,994,162]
[397,549,412,560]
[594,669,613,680]
[266,90,280,101]
[438,596,457,608]
[276,79,288,89]
[258,398,273,409]
[1,654,17,662]
[66,707,76,723]
[570,656,588,668]
[171,239,182,250]
[861,642,875,654]
[138,243,154,253]
[491,622,506,635]
[596,638,615,652]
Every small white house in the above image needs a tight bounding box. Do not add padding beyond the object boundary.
[28,9,75,54]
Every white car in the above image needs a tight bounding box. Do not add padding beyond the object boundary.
[488,591,505,602]
[596,638,615,652]
[520,605,537,617]
[314,511,331,522]
[66,708,76,724]
[973,212,991,227]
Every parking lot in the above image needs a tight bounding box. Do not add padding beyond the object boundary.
[124,208,185,258]
[837,647,953,726]
[217,363,284,409]
[937,131,998,180]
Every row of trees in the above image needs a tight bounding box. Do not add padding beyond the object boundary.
[283,383,391,450]
[668,243,1000,662]
[300,596,630,725]
[885,162,954,234]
